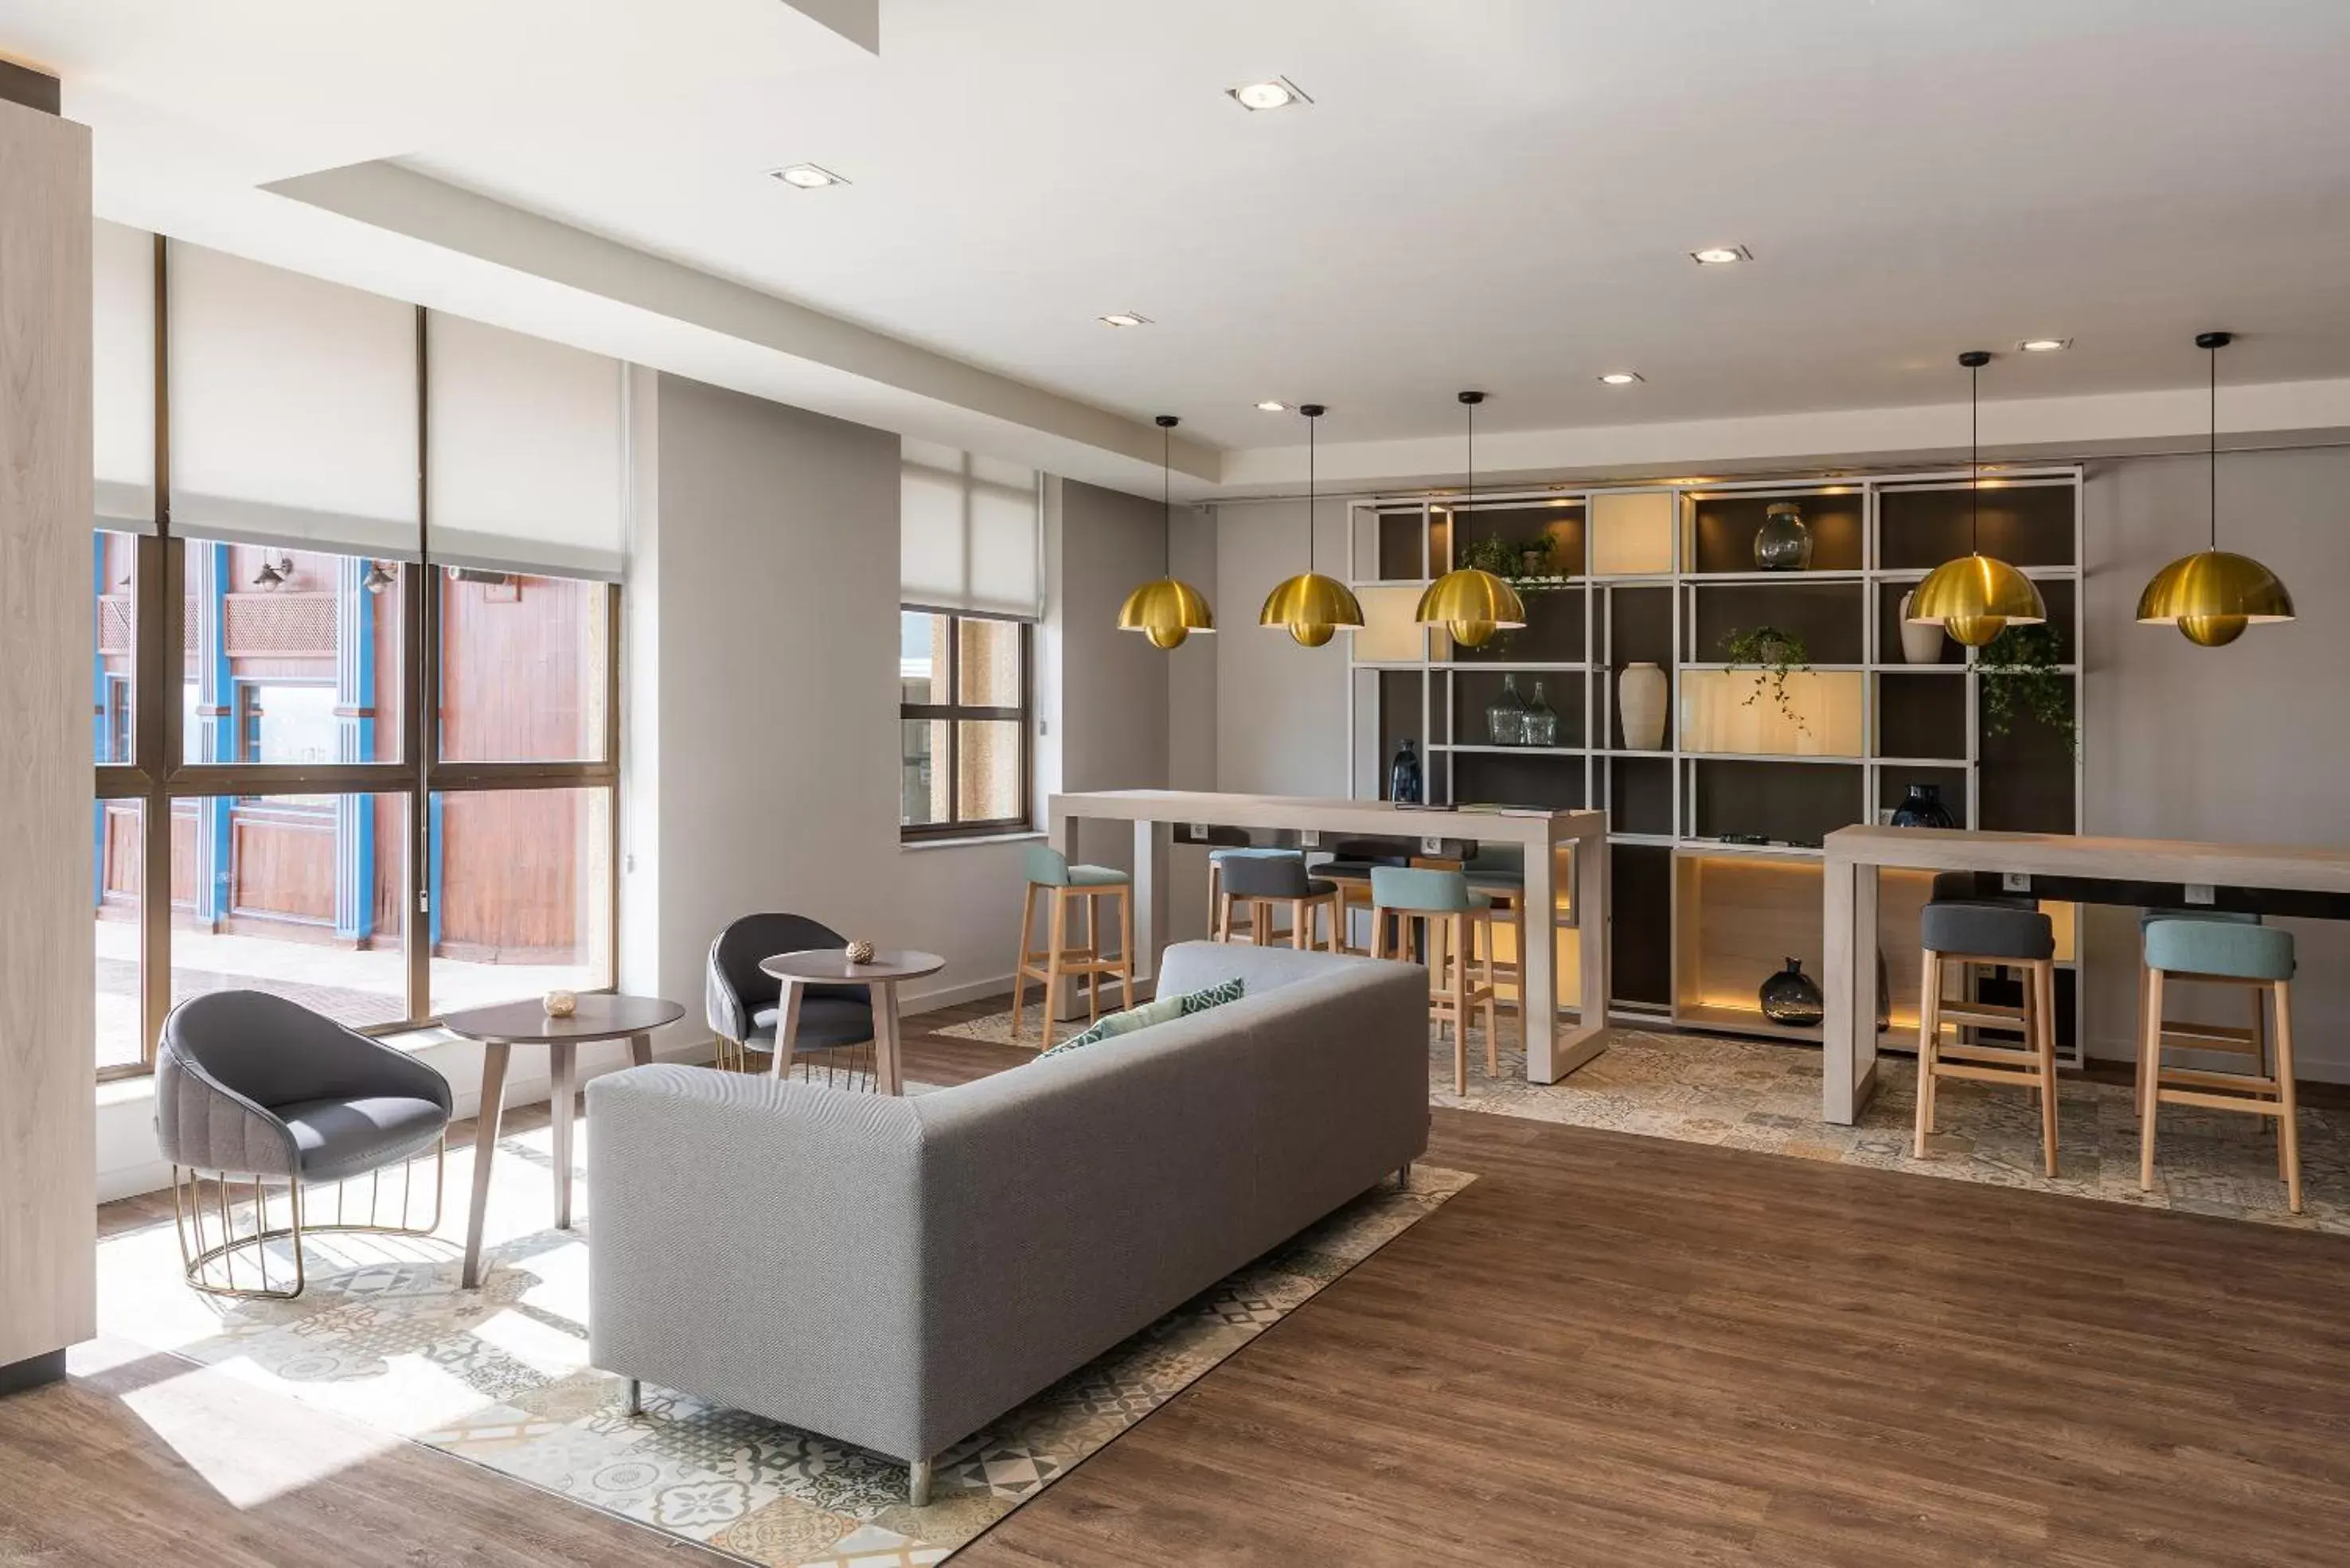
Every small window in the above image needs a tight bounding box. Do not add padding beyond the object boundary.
[900,609,1032,838]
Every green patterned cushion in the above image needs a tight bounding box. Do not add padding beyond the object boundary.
[1038,977,1246,1058]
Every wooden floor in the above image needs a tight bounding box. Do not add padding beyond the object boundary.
[12,998,2350,1566]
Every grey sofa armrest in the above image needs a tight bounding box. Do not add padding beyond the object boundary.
[588,1065,931,1461]
[154,1047,300,1177]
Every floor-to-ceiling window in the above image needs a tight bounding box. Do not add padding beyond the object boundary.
[91,224,624,1078]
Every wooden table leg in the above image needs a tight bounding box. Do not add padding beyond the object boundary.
[550,1041,576,1231]
[462,1040,511,1289]
[629,1032,653,1068]
[875,981,903,1096]
[768,981,802,1081]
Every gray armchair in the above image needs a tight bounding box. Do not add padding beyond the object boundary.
[705,912,876,1077]
[157,989,453,1299]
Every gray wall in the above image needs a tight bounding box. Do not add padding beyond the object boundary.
[1207,447,2350,1078]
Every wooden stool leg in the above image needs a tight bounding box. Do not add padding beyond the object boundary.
[2134,955,2153,1125]
[1913,951,1941,1158]
[1118,884,1136,1010]
[1448,915,1469,1096]
[1043,889,1067,1051]
[1010,883,1036,1044]
[2034,959,2058,1179]
[1208,862,1224,942]
[2275,978,2302,1214]
[1290,897,1308,950]
[1478,915,1498,1072]
[1081,893,1101,1028]
[2139,966,2165,1192]
[1512,896,1527,1011]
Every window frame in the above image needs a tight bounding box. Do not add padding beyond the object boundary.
[898,606,1033,842]
[94,248,623,1081]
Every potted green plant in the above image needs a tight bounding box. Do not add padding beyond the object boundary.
[1977,624,2078,754]
[1721,626,1811,735]
[1452,534,1556,656]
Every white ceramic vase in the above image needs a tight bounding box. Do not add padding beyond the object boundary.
[1896,591,1947,665]
[1618,661,1669,751]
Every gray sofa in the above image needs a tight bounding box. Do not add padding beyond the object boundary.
[587,940,1429,1504]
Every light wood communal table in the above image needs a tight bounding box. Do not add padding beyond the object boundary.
[1049,790,1610,1082]
[760,948,945,1097]
[441,993,685,1289]
[1823,825,2350,1124]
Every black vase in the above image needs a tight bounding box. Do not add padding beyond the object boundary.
[1389,739,1423,804]
[1759,958,1825,1028]
[1891,782,1955,829]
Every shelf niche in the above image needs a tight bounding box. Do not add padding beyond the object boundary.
[1680,669,1865,757]
[1687,492,1864,575]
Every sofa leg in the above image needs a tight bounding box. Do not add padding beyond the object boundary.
[623,1378,642,1417]
[1397,1162,1412,1189]
[908,1457,934,1508]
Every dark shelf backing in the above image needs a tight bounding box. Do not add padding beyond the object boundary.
[1453,750,1585,811]
[1610,755,1675,837]
[1374,670,1423,798]
[1690,493,1864,574]
[1879,484,2076,571]
[1604,584,1674,667]
[1691,759,1864,847]
[1693,580,1864,666]
[1376,510,1423,581]
[1978,685,2076,833]
[1612,844,1674,1008]
[1446,502,1585,570]
[1874,672,1967,760]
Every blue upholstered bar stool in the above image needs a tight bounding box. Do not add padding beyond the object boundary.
[1914,898,2059,1175]
[1316,837,1415,956]
[1011,844,1134,1049]
[2140,917,2301,1212]
[1219,852,1341,952]
[1371,866,1498,1095]
[1206,845,1302,942]
[2133,908,2263,1126]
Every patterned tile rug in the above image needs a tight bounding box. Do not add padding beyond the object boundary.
[942,1006,2348,1234]
[95,1110,1470,1567]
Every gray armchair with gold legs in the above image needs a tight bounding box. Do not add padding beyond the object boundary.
[706,912,877,1081]
[155,990,454,1300]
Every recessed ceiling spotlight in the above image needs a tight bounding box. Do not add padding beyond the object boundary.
[1689,244,1752,266]
[1598,371,1644,385]
[1255,400,1288,412]
[1098,311,1153,328]
[770,162,848,189]
[1228,76,1310,111]
[2018,337,2072,353]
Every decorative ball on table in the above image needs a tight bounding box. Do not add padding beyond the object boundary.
[542,989,578,1019]
[845,939,876,965]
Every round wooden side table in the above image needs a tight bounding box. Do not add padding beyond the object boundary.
[759,948,945,1097]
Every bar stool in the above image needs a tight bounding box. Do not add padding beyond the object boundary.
[1206,845,1301,942]
[1464,848,1529,1006]
[1913,899,2059,1175]
[1218,853,1341,951]
[2140,917,2301,1212]
[2134,909,2263,1116]
[1371,866,1499,1094]
[1317,838,1413,957]
[1010,844,1135,1050]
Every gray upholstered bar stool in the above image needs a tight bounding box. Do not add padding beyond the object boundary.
[1219,852,1341,950]
[2140,917,2302,1212]
[1012,844,1135,1048]
[1206,844,1302,942]
[1913,898,2059,1175]
[1372,865,1499,1094]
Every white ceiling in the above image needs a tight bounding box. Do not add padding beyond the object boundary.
[9,0,2350,487]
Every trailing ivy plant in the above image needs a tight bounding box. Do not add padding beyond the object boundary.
[1450,533,1559,657]
[1720,626,1811,735]
[1977,623,2078,754]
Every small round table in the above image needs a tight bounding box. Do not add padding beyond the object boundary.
[759,949,944,1098]
[440,992,685,1289]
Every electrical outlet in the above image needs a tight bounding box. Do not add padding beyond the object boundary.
[1187,822,1208,841]
[1422,835,1445,856]
[2001,871,2032,893]
[2185,883,2217,905]
[1300,829,1321,848]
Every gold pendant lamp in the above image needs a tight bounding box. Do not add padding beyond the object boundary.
[2136,332,2294,647]
[1259,403,1364,647]
[1907,350,2047,647]
[1415,390,1525,648]
[1117,414,1216,649]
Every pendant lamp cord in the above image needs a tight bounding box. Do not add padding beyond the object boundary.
[1162,419,1173,577]
[1969,361,1981,555]
[1306,411,1316,573]
[2208,341,2219,552]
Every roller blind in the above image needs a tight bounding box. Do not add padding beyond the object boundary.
[425,312,627,581]
[166,242,420,559]
[901,439,1041,618]
[92,220,155,530]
